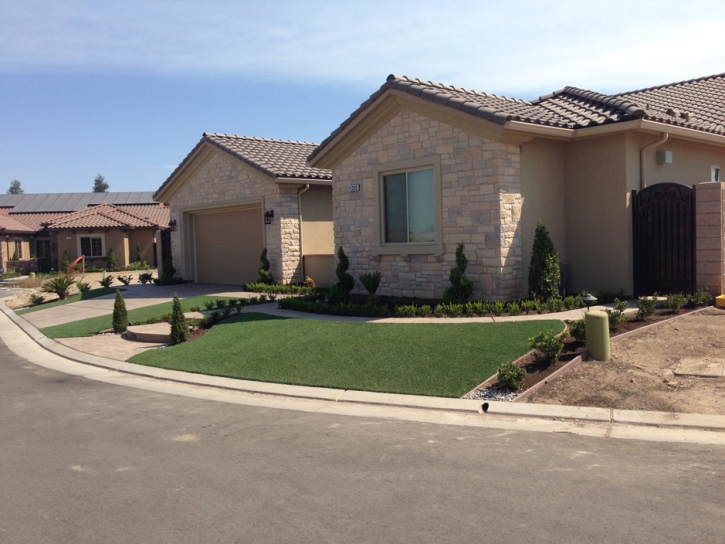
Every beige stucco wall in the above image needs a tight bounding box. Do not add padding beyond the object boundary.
[54,229,149,269]
[332,109,522,300]
[128,230,156,266]
[300,185,334,256]
[1,235,31,267]
[520,138,566,295]
[168,150,303,284]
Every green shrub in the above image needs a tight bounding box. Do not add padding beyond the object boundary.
[497,361,526,391]
[568,318,586,342]
[548,297,564,312]
[61,251,71,272]
[441,303,463,317]
[689,286,712,307]
[534,300,544,314]
[117,274,133,286]
[257,247,274,285]
[214,299,228,309]
[276,296,391,318]
[127,261,150,271]
[76,281,91,293]
[242,282,317,295]
[528,221,561,301]
[42,276,76,300]
[521,300,536,315]
[666,292,687,313]
[29,293,46,306]
[434,305,445,318]
[107,249,118,271]
[135,243,142,263]
[203,300,215,311]
[395,304,416,318]
[417,304,432,317]
[636,293,658,320]
[112,289,128,333]
[529,330,567,364]
[507,301,522,316]
[99,275,114,288]
[443,243,474,303]
[138,272,154,284]
[335,245,355,297]
[153,274,185,286]
[359,271,382,298]
[605,298,629,328]
[563,295,581,311]
[492,301,505,316]
[591,291,619,305]
[188,305,200,312]
[169,293,189,345]
[221,306,232,319]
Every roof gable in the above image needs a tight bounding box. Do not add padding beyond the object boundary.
[43,203,158,230]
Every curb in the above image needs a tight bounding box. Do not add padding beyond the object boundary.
[3,300,725,433]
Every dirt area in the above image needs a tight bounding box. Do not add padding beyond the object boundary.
[3,269,155,310]
[526,307,725,415]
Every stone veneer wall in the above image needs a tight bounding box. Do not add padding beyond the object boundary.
[333,110,523,300]
[695,181,725,295]
[169,152,302,284]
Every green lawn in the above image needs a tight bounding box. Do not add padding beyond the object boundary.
[128,313,564,397]
[17,287,122,315]
[39,295,231,338]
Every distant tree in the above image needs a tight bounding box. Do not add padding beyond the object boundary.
[92,174,109,193]
[7,179,23,195]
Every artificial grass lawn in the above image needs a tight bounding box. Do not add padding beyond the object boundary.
[39,295,231,338]
[129,313,564,397]
[16,287,122,315]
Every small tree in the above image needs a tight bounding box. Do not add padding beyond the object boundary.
[135,243,142,263]
[169,292,189,345]
[61,251,71,272]
[92,174,109,193]
[107,249,117,270]
[528,221,561,301]
[7,179,23,194]
[112,289,128,333]
[443,243,474,303]
[257,247,273,284]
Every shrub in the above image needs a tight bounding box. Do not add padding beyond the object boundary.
[335,245,355,296]
[434,305,445,318]
[497,361,526,391]
[534,300,544,314]
[117,274,133,286]
[162,256,176,277]
[107,249,118,271]
[529,330,567,364]
[359,271,382,300]
[666,292,687,313]
[605,298,629,329]
[112,290,128,333]
[153,274,185,286]
[507,301,522,316]
[203,300,215,311]
[77,280,91,293]
[127,261,150,271]
[221,306,232,319]
[135,243,142,263]
[242,282,317,295]
[257,247,274,285]
[417,304,432,317]
[528,221,561,301]
[61,251,71,273]
[99,275,114,288]
[548,297,564,312]
[568,318,586,342]
[492,301,505,316]
[188,305,201,312]
[138,272,154,284]
[689,286,712,307]
[169,293,189,345]
[442,303,463,317]
[215,299,228,309]
[443,243,474,303]
[395,304,416,318]
[42,276,76,300]
[521,300,536,315]
[29,293,46,306]
[591,291,618,305]
[160,312,172,322]
[636,293,658,320]
[563,295,581,311]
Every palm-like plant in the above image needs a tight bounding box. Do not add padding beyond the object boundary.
[359,271,382,301]
[42,276,77,300]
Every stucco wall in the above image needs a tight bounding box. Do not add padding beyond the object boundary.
[332,109,522,300]
[520,138,566,295]
[128,230,156,266]
[300,185,334,256]
[168,151,302,284]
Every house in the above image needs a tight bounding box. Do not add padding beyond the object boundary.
[0,192,169,273]
[307,73,725,300]
[154,133,334,286]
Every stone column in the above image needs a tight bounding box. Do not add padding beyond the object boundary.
[695,182,725,296]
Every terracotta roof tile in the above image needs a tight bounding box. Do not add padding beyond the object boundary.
[44,203,159,230]
[2,212,67,232]
[0,214,35,233]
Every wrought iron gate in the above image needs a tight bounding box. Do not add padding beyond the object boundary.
[632,183,696,295]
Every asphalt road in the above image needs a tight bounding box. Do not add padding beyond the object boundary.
[2,339,724,543]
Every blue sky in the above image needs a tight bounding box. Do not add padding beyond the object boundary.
[2,0,724,194]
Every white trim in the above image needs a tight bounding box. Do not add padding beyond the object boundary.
[76,233,106,258]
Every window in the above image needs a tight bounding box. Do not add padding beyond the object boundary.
[36,240,50,259]
[13,240,22,259]
[80,236,104,257]
[713,166,721,182]
[383,168,435,243]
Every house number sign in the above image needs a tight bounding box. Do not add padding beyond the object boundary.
[348,183,361,192]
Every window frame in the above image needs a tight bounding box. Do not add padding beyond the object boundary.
[372,156,443,256]
[13,239,23,259]
[77,233,106,258]
[35,239,51,259]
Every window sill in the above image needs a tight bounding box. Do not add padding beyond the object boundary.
[372,244,443,257]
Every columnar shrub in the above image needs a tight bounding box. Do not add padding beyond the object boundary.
[258,247,273,285]
[112,289,128,333]
[136,243,142,263]
[329,246,354,304]
[443,243,474,303]
[528,221,561,301]
[169,292,189,345]
[61,251,71,272]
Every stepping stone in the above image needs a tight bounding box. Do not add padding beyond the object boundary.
[126,322,171,343]
[674,357,725,377]
[184,311,205,320]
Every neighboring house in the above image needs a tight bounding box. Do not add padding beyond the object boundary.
[307,73,725,300]
[154,133,334,286]
[0,193,169,273]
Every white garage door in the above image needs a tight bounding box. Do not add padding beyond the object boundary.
[193,208,264,285]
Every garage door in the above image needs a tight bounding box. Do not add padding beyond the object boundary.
[193,208,264,285]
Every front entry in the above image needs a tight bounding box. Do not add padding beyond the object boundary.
[632,183,696,295]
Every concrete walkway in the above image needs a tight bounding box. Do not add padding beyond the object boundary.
[57,334,167,360]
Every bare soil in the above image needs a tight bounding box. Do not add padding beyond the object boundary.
[526,307,725,415]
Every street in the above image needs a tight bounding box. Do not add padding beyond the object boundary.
[1,338,724,543]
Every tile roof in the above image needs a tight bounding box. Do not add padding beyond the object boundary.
[43,203,159,230]
[112,204,169,228]
[0,214,35,233]
[156,133,332,199]
[2,212,67,232]
[309,72,725,161]
[0,192,157,213]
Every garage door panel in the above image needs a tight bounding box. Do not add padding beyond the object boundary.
[193,208,263,285]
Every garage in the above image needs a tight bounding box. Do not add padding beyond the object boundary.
[193,207,263,285]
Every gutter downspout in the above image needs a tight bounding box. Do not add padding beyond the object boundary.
[640,133,669,190]
[297,184,310,279]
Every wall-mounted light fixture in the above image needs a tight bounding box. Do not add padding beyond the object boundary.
[264,210,274,225]
[169,219,177,232]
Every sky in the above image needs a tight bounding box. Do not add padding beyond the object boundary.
[2,0,724,194]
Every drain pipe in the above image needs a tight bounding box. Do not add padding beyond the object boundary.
[297,184,310,278]
[640,133,669,190]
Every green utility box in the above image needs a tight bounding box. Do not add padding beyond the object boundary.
[585,310,611,361]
